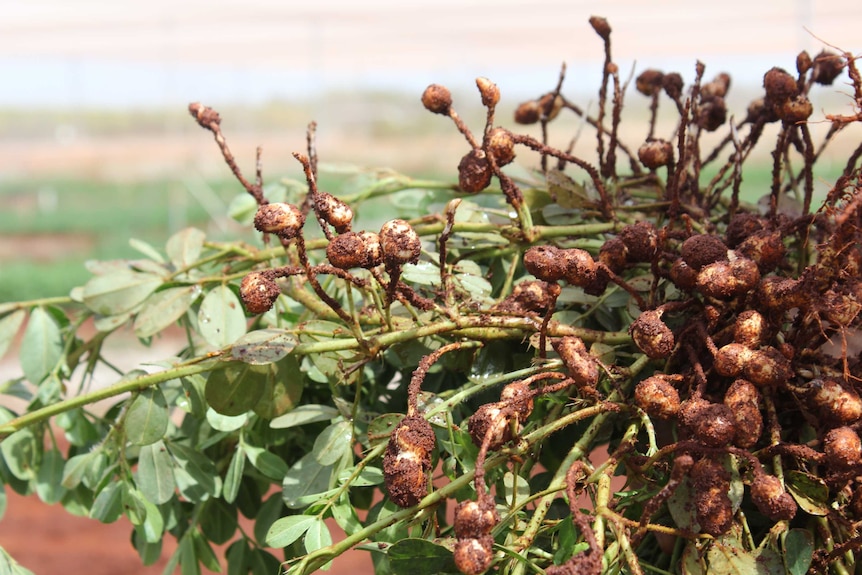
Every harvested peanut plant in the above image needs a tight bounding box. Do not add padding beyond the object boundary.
[1,15,862,575]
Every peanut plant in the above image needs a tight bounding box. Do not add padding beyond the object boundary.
[1,15,862,575]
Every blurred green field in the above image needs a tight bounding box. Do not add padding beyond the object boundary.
[0,160,842,304]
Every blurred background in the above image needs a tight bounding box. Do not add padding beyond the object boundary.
[1,0,861,573]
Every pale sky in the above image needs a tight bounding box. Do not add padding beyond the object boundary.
[1,0,860,107]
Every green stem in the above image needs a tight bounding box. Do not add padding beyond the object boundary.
[0,360,218,438]
[510,406,614,575]
[0,296,74,314]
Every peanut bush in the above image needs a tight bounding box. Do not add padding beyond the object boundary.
[2,16,862,575]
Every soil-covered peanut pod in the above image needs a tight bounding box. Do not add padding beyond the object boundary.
[662,72,684,100]
[421,84,452,114]
[823,426,862,469]
[496,280,556,314]
[562,248,599,288]
[687,402,737,448]
[812,50,844,85]
[454,499,499,539]
[680,234,727,270]
[315,191,353,234]
[713,343,753,378]
[734,310,766,349]
[383,415,436,508]
[475,77,500,108]
[695,256,760,299]
[634,374,681,419]
[486,128,515,167]
[380,219,421,267]
[524,245,567,283]
[736,230,785,273]
[500,382,534,420]
[458,150,493,193]
[723,379,763,448]
[635,69,664,96]
[467,402,515,450]
[777,95,813,124]
[326,231,383,269]
[514,100,541,125]
[763,67,799,106]
[691,458,734,536]
[638,139,674,170]
[253,202,304,238]
[629,309,675,359]
[618,222,659,263]
[669,258,698,292]
[755,276,806,312]
[807,379,862,426]
[552,336,599,391]
[454,536,494,575]
[598,237,628,274]
[697,96,727,132]
[750,474,797,521]
[725,212,768,248]
[240,272,281,314]
[742,346,792,387]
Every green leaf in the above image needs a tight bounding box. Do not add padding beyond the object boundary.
[667,475,698,532]
[282,452,335,509]
[270,404,339,429]
[129,237,167,263]
[0,310,26,361]
[0,429,39,481]
[133,527,163,565]
[265,514,317,548]
[244,444,289,481]
[367,413,404,447]
[62,451,100,489]
[90,481,124,523]
[166,227,206,270]
[199,285,247,348]
[784,529,814,575]
[304,517,333,569]
[223,446,245,504]
[206,408,248,432]
[200,498,238,545]
[254,492,286,546]
[0,547,36,575]
[503,471,530,506]
[227,539,250,575]
[168,442,218,501]
[205,362,266,416]
[137,440,176,504]
[252,354,304,420]
[707,535,757,574]
[19,307,62,385]
[82,271,163,316]
[122,484,148,525]
[35,448,65,504]
[312,420,353,466]
[192,530,221,572]
[786,470,830,516]
[248,549,282,575]
[126,388,169,446]
[388,538,457,575]
[178,531,201,575]
[336,466,384,487]
[133,285,201,338]
[231,329,298,365]
[331,493,363,535]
